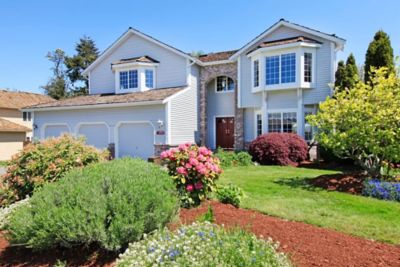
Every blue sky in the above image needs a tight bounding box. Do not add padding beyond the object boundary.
[0,0,399,93]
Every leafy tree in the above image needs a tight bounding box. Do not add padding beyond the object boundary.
[41,49,68,99]
[364,30,394,82]
[308,68,400,178]
[334,54,359,92]
[334,60,346,91]
[65,36,99,96]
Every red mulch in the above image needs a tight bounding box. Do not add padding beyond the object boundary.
[180,201,400,267]
[309,172,368,194]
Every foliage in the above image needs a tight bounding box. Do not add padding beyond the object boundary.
[216,184,243,208]
[363,179,400,202]
[5,158,178,251]
[308,68,400,178]
[161,144,222,208]
[0,134,107,206]
[116,222,291,267]
[335,54,360,92]
[335,60,346,90]
[220,165,400,244]
[65,36,99,96]
[41,49,68,100]
[215,148,253,168]
[0,198,29,229]
[248,133,308,166]
[197,205,215,223]
[364,30,395,82]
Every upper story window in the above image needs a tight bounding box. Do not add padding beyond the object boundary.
[304,52,312,82]
[216,76,234,92]
[265,56,280,85]
[120,70,138,90]
[266,53,296,86]
[253,60,259,87]
[281,53,296,83]
[145,69,154,88]
[23,111,31,122]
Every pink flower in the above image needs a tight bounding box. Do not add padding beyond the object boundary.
[189,157,199,166]
[177,167,187,175]
[178,144,188,151]
[186,184,194,192]
[198,168,207,175]
[195,181,203,190]
[185,163,192,169]
[196,163,205,171]
[160,151,168,159]
[198,146,209,156]
[188,151,197,158]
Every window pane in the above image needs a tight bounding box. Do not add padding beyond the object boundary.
[254,60,259,87]
[216,76,234,91]
[129,70,138,88]
[145,69,154,88]
[119,71,128,89]
[23,112,27,121]
[282,112,297,133]
[281,53,296,83]
[304,53,312,82]
[256,114,262,136]
[304,111,313,141]
[266,56,280,85]
[268,113,281,132]
[27,112,31,121]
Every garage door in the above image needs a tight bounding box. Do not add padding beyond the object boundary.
[117,122,154,159]
[44,124,70,138]
[77,123,109,149]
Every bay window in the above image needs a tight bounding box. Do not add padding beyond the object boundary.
[265,53,296,86]
[145,69,154,88]
[281,53,296,83]
[265,56,280,85]
[119,70,138,90]
[304,52,312,82]
[253,59,259,87]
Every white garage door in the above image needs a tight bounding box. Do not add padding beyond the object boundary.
[44,124,70,138]
[77,123,109,149]
[117,122,154,159]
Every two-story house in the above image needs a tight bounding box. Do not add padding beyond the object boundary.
[25,19,345,159]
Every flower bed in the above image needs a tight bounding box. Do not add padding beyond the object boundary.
[363,179,400,202]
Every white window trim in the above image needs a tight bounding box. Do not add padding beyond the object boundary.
[254,110,262,139]
[145,69,155,89]
[267,109,298,133]
[252,58,261,90]
[113,64,157,94]
[214,76,234,93]
[300,47,316,88]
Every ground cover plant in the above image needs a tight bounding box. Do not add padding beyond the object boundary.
[161,144,222,207]
[4,158,178,251]
[0,134,108,206]
[363,179,400,201]
[215,148,252,168]
[116,222,291,267]
[218,165,400,244]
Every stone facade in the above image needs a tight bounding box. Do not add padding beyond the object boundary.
[199,62,244,150]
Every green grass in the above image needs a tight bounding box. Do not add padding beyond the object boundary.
[218,165,400,244]
[0,161,8,167]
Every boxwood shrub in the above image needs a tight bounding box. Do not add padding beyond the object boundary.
[5,158,178,252]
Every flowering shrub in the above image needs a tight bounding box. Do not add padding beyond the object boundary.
[161,144,222,207]
[0,134,108,206]
[117,222,291,267]
[362,179,400,202]
[249,133,308,166]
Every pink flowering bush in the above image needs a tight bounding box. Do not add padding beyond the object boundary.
[161,143,222,207]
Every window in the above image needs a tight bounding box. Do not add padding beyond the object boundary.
[253,60,259,87]
[304,111,314,141]
[145,69,154,88]
[265,56,280,85]
[256,113,262,136]
[120,70,138,90]
[281,53,296,83]
[23,111,31,122]
[216,76,234,92]
[268,112,297,133]
[304,53,312,82]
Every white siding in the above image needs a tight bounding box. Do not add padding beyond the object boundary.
[243,108,255,143]
[90,33,188,94]
[239,54,262,108]
[168,64,199,145]
[267,90,297,110]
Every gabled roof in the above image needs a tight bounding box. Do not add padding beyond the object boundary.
[0,90,54,109]
[230,19,346,60]
[112,55,160,66]
[25,86,185,110]
[197,50,238,63]
[82,28,200,76]
[0,118,31,132]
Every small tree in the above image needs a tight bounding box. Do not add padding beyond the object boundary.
[308,68,400,178]
[335,60,346,91]
[335,54,359,92]
[41,49,68,99]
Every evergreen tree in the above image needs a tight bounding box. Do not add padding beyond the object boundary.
[334,60,346,91]
[364,30,394,82]
[343,53,359,89]
[41,49,68,99]
[65,36,99,96]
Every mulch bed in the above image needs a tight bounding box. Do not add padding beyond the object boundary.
[309,172,368,194]
[180,201,400,267]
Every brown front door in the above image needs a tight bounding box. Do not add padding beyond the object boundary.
[216,117,234,149]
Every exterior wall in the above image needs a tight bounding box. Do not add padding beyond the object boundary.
[89,33,187,94]
[243,108,255,143]
[0,132,26,160]
[267,90,297,110]
[206,80,235,149]
[168,64,199,145]
[0,108,32,137]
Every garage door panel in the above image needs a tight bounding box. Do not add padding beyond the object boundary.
[44,125,69,138]
[78,124,109,149]
[118,123,154,159]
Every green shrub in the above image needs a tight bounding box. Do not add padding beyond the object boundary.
[197,205,215,223]
[0,134,108,206]
[216,184,243,208]
[215,148,253,168]
[5,158,178,252]
[117,222,291,267]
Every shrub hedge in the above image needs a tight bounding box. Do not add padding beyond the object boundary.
[215,149,253,168]
[0,134,108,206]
[5,158,178,252]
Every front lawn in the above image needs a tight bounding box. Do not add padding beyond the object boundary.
[219,165,400,244]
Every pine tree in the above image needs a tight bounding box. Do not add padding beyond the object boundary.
[343,53,359,89]
[41,49,68,100]
[65,36,99,96]
[364,30,394,82]
[334,60,346,91]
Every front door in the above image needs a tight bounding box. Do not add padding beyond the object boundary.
[216,117,234,149]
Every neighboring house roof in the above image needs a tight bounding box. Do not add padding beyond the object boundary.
[197,50,238,63]
[230,18,346,60]
[0,118,31,132]
[0,90,54,109]
[247,36,322,54]
[112,55,160,65]
[25,86,185,110]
